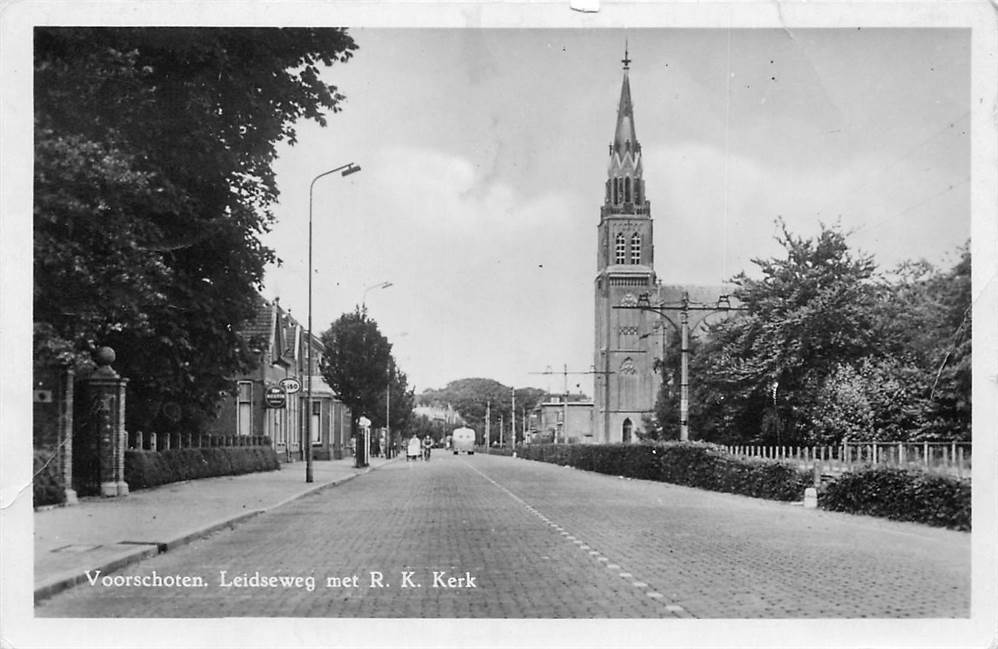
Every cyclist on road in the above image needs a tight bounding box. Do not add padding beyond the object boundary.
[422,435,433,461]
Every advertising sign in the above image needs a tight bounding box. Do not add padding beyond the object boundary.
[264,385,286,408]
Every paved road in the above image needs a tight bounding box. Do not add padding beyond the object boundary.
[35,453,970,618]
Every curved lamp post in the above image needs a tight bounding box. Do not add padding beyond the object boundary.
[362,281,393,307]
[306,162,361,483]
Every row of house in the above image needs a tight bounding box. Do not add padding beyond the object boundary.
[211,294,353,462]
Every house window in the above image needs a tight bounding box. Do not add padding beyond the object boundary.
[236,381,252,436]
[615,233,627,264]
[630,233,641,264]
[311,400,321,445]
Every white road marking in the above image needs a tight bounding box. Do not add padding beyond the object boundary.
[460,457,696,618]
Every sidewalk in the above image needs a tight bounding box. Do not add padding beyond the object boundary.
[34,456,395,603]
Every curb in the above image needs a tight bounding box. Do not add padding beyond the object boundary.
[33,464,386,604]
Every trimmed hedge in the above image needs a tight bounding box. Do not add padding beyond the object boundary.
[517,442,971,530]
[124,446,280,490]
[819,465,970,531]
[34,447,66,507]
[519,442,812,502]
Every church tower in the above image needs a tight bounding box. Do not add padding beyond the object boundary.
[593,47,660,443]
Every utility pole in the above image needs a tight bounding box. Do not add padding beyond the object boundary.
[485,400,491,448]
[529,365,613,444]
[499,414,504,448]
[511,387,516,447]
[616,291,747,441]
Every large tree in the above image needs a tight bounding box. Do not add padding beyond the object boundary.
[34,28,357,432]
[319,307,394,434]
[679,221,970,446]
[691,222,881,445]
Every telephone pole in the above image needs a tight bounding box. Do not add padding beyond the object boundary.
[511,387,516,447]
[529,365,613,443]
[616,291,747,441]
[485,400,491,448]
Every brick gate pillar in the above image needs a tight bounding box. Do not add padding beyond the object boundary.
[83,347,130,497]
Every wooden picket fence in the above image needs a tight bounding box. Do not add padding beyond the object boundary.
[722,441,972,479]
[129,430,270,452]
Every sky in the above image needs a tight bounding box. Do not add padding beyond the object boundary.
[259,28,970,396]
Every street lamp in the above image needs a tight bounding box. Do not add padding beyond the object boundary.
[362,281,393,307]
[306,162,361,483]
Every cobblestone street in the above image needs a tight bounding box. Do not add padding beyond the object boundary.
[35,454,970,618]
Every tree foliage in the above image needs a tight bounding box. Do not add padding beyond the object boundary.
[34,28,357,432]
[651,221,971,445]
[319,307,394,433]
[386,360,417,435]
[418,379,546,437]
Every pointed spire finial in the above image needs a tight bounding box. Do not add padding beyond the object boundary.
[622,41,631,70]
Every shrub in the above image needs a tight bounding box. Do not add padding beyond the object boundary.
[124,445,280,490]
[518,442,812,502]
[819,465,970,530]
[33,447,66,507]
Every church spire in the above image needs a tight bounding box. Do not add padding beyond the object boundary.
[612,45,639,158]
[605,45,645,212]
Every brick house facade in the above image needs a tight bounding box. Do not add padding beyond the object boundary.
[212,295,352,461]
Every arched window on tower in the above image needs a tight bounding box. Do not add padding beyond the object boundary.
[630,233,641,264]
[612,178,619,205]
[624,177,631,203]
[615,234,627,264]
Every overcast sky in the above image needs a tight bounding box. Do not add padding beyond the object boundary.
[260,28,970,396]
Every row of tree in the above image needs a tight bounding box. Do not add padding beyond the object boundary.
[417,378,548,443]
[646,222,971,446]
[34,28,358,433]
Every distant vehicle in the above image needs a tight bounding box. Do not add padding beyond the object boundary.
[452,427,476,455]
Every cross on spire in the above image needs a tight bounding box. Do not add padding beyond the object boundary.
[622,42,631,70]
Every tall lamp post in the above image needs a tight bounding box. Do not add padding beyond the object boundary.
[306,162,361,483]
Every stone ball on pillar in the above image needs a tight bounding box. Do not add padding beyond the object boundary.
[95,346,116,366]
[93,346,120,378]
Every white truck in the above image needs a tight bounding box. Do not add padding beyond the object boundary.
[451,426,476,455]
